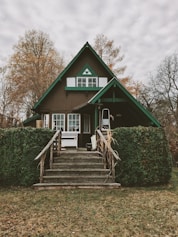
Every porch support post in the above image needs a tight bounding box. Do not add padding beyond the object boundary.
[94,105,98,129]
[98,105,102,130]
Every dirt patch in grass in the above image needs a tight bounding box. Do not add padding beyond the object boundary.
[1,170,178,236]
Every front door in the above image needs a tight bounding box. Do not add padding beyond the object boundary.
[101,108,110,130]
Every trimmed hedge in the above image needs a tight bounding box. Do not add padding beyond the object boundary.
[112,127,172,186]
[0,128,54,186]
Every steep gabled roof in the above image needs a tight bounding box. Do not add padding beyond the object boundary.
[88,77,160,127]
[33,42,116,110]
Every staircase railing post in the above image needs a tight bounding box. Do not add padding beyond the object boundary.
[57,130,61,156]
[103,143,107,169]
[34,130,61,184]
[111,155,115,180]
[40,153,46,183]
[50,143,53,169]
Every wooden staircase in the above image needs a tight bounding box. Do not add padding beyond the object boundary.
[33,149,120,190]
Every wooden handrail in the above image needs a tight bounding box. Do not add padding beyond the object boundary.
[96,129,121,161]
[96,129,121,180]
[34,130,61,161]
[34,130,61,183]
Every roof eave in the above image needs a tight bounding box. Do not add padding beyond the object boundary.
[23,113,40,125]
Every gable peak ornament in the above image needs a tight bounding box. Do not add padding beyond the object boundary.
[82,68,92,75]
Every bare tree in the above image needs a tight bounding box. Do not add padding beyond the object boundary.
[0,66,21,126]
[120,77,143,98]
[137,54,178,152]
[151,54,178,126]
[7,30,65,118]
[0,66,12,115]
[93,34,126,76]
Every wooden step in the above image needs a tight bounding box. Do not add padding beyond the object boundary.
[52,162,104,169]
[59,150,100,156]
[42,175,113,183]
[53,156,103,163]
[44,168,110,176]
[33,182,121,190]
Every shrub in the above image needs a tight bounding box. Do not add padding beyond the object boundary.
[0,127,54,186]
[112,126,172,186]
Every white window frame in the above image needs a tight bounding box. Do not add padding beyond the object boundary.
[88,77,97,87]
[67,113,81,132]
[83,114,91,134]
[52,113,65,131]
[77,77,98,87]
[43,114,50,128]
[77,77,86,87]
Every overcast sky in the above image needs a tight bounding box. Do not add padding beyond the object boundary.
[0,0,178,83]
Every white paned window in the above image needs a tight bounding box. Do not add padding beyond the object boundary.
[77,77,97,87]
[68,114,80,132]
[43,114,49,128]
[88,77,97,87]
[52,114,65,131]
[83,114,90,133]
[77,77,86,87]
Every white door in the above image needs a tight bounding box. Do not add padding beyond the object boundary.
[101,108,110,130]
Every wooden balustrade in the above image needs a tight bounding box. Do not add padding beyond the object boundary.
[34,130,61,183]
[96,129,121,180]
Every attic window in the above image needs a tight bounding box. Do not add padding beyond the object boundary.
[77,77,87,87]
[66,77,108,90]
[77,77,97,87]
[88,77,97,87]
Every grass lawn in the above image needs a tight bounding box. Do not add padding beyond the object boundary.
[0,169,178,237]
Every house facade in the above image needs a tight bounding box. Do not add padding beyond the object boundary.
[24,42,160,147]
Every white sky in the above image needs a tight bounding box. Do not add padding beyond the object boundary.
[0,0,178,83]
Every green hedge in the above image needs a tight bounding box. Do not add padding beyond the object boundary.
[112,127,172,186]
[0,128,54,186]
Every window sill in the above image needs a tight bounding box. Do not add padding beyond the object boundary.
[65,87,101,91]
